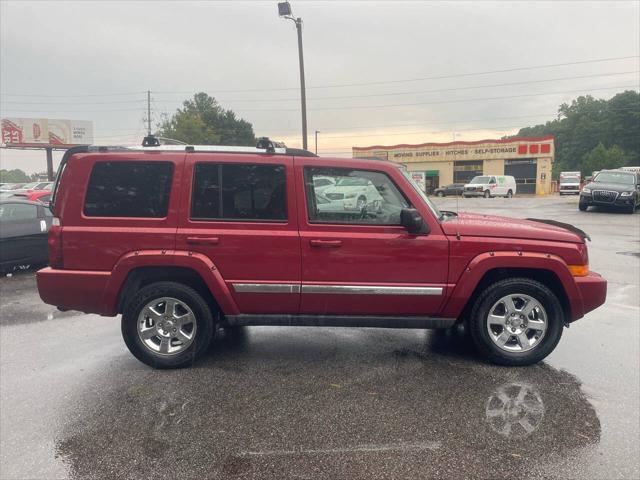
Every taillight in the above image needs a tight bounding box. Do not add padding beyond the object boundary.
[48,217,63,268]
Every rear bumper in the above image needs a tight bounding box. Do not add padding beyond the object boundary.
[37,267,116,316]
[573,271,607,320]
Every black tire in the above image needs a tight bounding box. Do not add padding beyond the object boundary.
[121,281,215,369]
[468,278,564,366]
[578,201,588,212]
[483,190,491,198]
[436,191,445,197]
[506,190,513,198]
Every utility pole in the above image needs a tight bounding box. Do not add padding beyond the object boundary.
[279,2,308,150]
[147,90,152,136]
[315,130,319,154]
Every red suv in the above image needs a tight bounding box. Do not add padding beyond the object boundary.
[37,139,607,369]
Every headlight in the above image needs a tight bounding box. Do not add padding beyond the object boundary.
[582,188,591,194]
[620,191,633,196]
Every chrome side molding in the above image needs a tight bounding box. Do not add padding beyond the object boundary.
[232,283,443,296]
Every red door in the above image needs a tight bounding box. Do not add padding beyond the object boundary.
[295,158,450,316]
[175,153,301,314]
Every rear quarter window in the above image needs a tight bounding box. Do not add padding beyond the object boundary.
[84,161,174,218]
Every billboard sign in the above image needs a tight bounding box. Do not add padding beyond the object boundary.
[1,118,93,147]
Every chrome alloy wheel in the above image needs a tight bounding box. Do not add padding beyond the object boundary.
[137,297,197,355]
[486,293,547,352]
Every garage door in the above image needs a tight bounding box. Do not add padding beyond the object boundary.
[505,159,537,194]
[453,160,483,183]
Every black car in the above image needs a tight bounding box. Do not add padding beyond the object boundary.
[433,183,465,197]
[0,199,52,272]
[579,170,640,213]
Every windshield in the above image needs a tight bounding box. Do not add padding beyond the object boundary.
[561,175,580,182]
[594,171,635,185]
[399,169,441,219]
[469,176,490,184]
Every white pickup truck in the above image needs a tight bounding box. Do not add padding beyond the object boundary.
[559,171,581,195]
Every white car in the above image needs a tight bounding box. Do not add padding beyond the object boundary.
[463,175,517,198]
[322,177,384,210]
[312,176,336,195]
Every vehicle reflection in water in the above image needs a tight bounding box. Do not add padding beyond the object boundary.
[55,326,600,479]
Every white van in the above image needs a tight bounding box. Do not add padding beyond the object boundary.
[463,175,517,198]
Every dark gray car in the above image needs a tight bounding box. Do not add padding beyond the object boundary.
[0,199,52,271]
[579,170,640,213]
[433,183,465,197]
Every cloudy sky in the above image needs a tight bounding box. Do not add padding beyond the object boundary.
[1,0,639,173]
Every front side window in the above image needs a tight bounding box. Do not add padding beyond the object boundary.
[191,163,287,221]
[84,161,174,217]
[305,167,408,225]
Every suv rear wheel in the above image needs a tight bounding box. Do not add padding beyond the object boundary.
[468,278,564,366]
[122,282,215,369]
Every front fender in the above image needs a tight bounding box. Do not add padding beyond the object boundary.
[439,251,583,321]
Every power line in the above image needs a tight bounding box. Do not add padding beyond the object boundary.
[230,84,640,112]
[0,91,146,98]
[152,55,640,93]
[4,70,637,108]
[148,71,640,104]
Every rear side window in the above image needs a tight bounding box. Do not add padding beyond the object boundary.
[84,161,174,218]
[0,203,38,221]
[191,163,287,221]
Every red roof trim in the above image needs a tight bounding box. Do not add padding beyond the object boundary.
[352,135,555,151]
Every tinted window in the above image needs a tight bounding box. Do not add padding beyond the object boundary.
[0,203,38,221]
[191,163,287,221]
[84,161,174,218]
[305,167,408,225]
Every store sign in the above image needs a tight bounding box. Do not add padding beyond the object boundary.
[1,118,93,146]
[354,139,553,163]
[410,172,426,192]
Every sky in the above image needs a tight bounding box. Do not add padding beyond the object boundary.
[1,0,639,174]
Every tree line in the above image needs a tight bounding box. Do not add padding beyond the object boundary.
[512,90,640,176]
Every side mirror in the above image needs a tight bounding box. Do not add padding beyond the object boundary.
[400,208,429,235]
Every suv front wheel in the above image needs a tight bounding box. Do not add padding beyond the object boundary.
[122,282,215,369]
[468,278,564,366]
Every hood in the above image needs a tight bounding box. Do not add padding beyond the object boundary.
[440,212,585,243]
[585,181,636,193]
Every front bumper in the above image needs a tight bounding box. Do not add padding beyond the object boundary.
[580,193,636,208]
[462,191,485,197]
[573,271,607,319]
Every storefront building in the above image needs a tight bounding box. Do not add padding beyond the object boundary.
[352,136,555,195]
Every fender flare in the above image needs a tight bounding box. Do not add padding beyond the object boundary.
[101,250,240,316]
[439,251,583,320]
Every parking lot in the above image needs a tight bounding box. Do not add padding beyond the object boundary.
[0,195,638,479]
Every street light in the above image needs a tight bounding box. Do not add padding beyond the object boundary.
[278,1,308,150]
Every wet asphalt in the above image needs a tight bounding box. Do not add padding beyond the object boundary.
[0,195,638,480]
